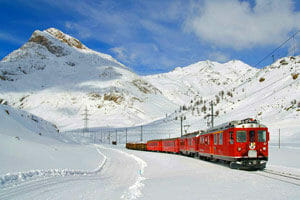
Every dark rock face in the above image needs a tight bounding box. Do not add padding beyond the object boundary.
[29,31,68,57]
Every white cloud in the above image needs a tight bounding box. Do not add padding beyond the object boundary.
[185,0,300,49]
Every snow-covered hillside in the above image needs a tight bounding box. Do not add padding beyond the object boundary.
[146,60,258,105]
[142,56,300,144]
[0,27,299,143]
[0,28,177,131]
[0,104,103,176]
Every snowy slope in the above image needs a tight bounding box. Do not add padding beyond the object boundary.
[140,56,300,144]
[0,104,103,176]
[0,28,177,131]
[0,27,299,143]
[146,60,258,105]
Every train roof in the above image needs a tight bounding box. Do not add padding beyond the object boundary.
[203,118,266,134]
[181,131,201,138]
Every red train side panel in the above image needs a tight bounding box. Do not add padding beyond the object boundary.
[161,138,180,153]
[147,140,162,151]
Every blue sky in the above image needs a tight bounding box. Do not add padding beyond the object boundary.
[0,0,300,75]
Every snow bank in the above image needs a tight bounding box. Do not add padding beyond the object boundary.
[0,145,106,188]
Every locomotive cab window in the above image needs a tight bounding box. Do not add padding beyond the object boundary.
[258,130,267,142]
[219,133,223,145]
[236,131,247,142]
[230,132,234,144]
[249,130,255,142]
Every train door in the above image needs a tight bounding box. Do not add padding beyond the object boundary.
[248,130,257,158]
[227,130,234,156]
[210,134,214,154]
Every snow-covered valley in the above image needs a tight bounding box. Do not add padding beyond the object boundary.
[0,28,300,199]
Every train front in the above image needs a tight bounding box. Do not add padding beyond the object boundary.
[230,118,269,170]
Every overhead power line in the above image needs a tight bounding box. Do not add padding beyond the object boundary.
[254,30,300,68]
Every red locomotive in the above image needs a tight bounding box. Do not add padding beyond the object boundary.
[146,118,269,170]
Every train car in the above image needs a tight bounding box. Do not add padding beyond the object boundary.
[126,142,147,151]
[179,131,199,156]
[147,139,162,152]
[197,118,269,170]
[161,138,180,153]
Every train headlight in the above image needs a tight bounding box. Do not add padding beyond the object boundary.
[238,147,241,151]
[263,147,266,151]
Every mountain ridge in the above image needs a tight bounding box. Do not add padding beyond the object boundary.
[0,28,299,142]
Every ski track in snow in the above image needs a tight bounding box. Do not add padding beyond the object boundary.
[97,145,148,200]
[0,145,107,189]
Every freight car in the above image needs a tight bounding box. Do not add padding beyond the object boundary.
[126,142,147,151]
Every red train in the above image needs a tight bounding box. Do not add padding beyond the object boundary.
[147,118,269,170]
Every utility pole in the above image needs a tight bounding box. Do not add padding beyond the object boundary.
[81,106,91,136]
[279,128,281,149]
[115,129,117,144]
[140,125,143,142]
[125,128,127,143]
[180,115,186,137]
[181,116,183,137]
[180,116,183,137]
[292,35,296,57]
[206,101,217,128]
[109,131,111,144]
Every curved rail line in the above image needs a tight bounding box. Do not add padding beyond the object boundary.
[255,169,300,187]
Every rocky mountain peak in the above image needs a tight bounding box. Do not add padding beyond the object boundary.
[45,28,88,50]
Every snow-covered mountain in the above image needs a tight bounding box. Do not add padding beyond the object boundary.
[0,28,299,142]
[146,60,258,105]
[143,56,300,143]
[0,28,177,131]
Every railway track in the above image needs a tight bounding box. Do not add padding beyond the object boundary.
[255,169,300,186]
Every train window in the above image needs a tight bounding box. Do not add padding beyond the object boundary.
[205,137,207,145]
[249,130,255,142]
[214,134,217,145]
[208,136,209,144]
[219,133,223,145]
[258,130,266,142]
[230,132,234,144]
[236,131,247,142]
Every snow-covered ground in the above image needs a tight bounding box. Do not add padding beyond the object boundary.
[1,143,299,200]
[0,104,299,199]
